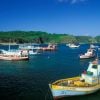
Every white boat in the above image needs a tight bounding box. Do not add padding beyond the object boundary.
[19,44,41,55]
[90,44,99,49]
[98,48,100,50]
[0,43,29,60]
[49,59,100,99]
[67,44,80,48]
[0,49,29,60]
[19,45,41,50]
[79,49,95,59]
[28,50,40,55]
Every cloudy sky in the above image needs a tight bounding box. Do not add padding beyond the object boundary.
[0,0,100,36]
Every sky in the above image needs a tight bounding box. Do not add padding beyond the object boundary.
[0,0,100,36]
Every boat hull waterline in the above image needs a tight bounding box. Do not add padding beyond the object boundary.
[0,55,29,61]
[79,49,95,59]
[80,55,95,59]
[49,82,100,99]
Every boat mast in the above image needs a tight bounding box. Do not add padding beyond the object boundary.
[9,39,11,51]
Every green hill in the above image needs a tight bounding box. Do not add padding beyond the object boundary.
[0,31,99,44]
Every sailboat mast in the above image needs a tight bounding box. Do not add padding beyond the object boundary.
[9,39,11,51]
[9,43,10,51]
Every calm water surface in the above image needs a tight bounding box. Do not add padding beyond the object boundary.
[0,44,100,100]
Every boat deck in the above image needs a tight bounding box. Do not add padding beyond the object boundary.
[52,77,98,87]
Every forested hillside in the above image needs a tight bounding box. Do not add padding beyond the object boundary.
[0,31,99,44]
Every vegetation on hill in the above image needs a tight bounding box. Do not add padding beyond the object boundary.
[0,31,99,44]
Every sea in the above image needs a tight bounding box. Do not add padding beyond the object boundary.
[0,44,100,100]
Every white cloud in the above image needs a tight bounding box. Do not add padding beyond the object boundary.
[58,0,87,4]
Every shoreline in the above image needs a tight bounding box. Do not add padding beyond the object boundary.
[0,43,18,45]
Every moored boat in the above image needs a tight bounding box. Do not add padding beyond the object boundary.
[67,44,80,48]
[79,49,95,59]
[0,49,29,61]
[90,44,99,49]
[41,44,57,51]
[19,44,41,50]
[19,44,41,55]
[49,59,100,99]
[28,50,40,55]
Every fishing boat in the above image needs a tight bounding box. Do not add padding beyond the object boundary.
[98,48,100,50]
[41,44,56,51]
[79,49,95,59]
[0,49,29,60]
[0,43,29,61]
[90,44,98,49]
[19,44,41,50]
[49,59,100,99]
[19,44,41,55]
[28,50,40,55]
[67,44,80,48]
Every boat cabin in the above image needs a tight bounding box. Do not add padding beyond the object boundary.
[81,59,100,85]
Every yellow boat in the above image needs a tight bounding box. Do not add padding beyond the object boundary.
[49,59,100,99]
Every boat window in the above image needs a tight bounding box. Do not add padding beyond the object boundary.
[92,65,97,69]
[87,71,93,75]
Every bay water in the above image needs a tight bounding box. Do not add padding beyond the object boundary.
[0,44,100,100]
